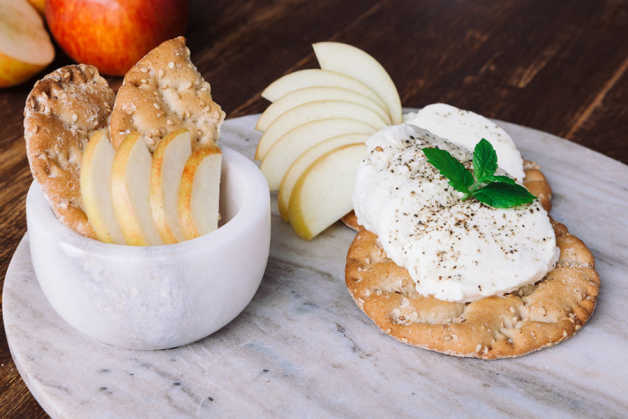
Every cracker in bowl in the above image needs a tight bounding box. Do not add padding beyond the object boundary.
[110,36,225,152]
[24,64,114,238]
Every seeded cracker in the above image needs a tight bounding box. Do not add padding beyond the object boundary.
[24,64,115,238]
[110,36,225,152]
[341,211,361,231]
[345,167,599,359]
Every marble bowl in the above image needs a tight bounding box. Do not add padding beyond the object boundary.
[26,146,270,350]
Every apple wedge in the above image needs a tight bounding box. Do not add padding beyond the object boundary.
[256,86,390,131]
[150,129,192,244]
[0,0,55,87]
[80,128,124,244]
[313,42,402,124]
[178,144,222,240]
[279,134,367,221]
[261,118,373,191]
[288,143,366,240]
[255,100,386,160]
[261,69,387,111]
[111,133,163,246]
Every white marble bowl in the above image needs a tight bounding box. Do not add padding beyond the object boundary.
[26,146,270,350]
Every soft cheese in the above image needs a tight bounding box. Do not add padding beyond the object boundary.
[353,124,558,302]
[405,103,525,182]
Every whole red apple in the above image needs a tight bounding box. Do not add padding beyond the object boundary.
[46,0,188,76]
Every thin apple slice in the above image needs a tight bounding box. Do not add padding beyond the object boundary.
[111,133,163,246]
[313,42,402,124]
[80,128,124,244]
[288,143,366,240]
[256,86,390,131]
[261,118,373,191]
[0,0,54,87]
[261,69,387,111]
[150,129,192,243]
[255,100,385,160]
[279,134,368,221]
[178,145,222,240]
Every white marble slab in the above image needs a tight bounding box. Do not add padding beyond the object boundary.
[4,113,628,418]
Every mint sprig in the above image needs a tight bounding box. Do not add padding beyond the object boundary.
[421,147,473,195]
[422,139,535,208]
[471,182,536,207]
[472,138,497,182]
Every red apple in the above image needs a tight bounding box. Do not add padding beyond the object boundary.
[46,0,188,76]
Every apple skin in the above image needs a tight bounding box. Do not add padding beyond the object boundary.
[0,51,47,88]
[27,0,46,14]
[46,0,188,76]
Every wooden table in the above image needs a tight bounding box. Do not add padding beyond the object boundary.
[1,1,627,416]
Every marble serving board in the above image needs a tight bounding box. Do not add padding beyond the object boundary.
[4,113,628,418]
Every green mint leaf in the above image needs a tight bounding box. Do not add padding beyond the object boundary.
[471,182,536,208]
[473,138,498,182]
[422,147,474,194]
[485,175,516,185]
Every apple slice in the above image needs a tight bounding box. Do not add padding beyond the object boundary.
[261,69,387,110]
[313,42,402,124]
[255,100,385,160]
[288,143,366,240]
[178,145,222,240]
[0,0,54,87]
[261,118,373,191]
[150,129,192,244]
[80,128,124,244]
[256,86,390,131]
[111,133,163,246]
[278,134,368,221]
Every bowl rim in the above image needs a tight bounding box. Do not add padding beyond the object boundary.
[27,145,270,257]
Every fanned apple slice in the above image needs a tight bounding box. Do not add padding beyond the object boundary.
[111,133,163,246]
[313,42,402,124]
[288,143,366,240]
[255,100,385,160]
[178,145,222,240]
[80,128,124,244]
[279,134,368,221]
[261,118,373,191]
[150,129,192,244]
[256,86,390,131]
[261,69,387,111]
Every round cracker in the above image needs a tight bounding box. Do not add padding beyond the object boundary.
[110,36,225,152]
[341,160,553,232]
[345,168,598,359]
[24,64,115,238]
[341,211,361,231]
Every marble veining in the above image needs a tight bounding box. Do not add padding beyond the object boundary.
[3,113,628,418]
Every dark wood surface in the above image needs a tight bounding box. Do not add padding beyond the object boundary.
[1,0,627,416]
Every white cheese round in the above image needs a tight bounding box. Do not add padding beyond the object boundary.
[405,103,525,182]
[353,124,559,302]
